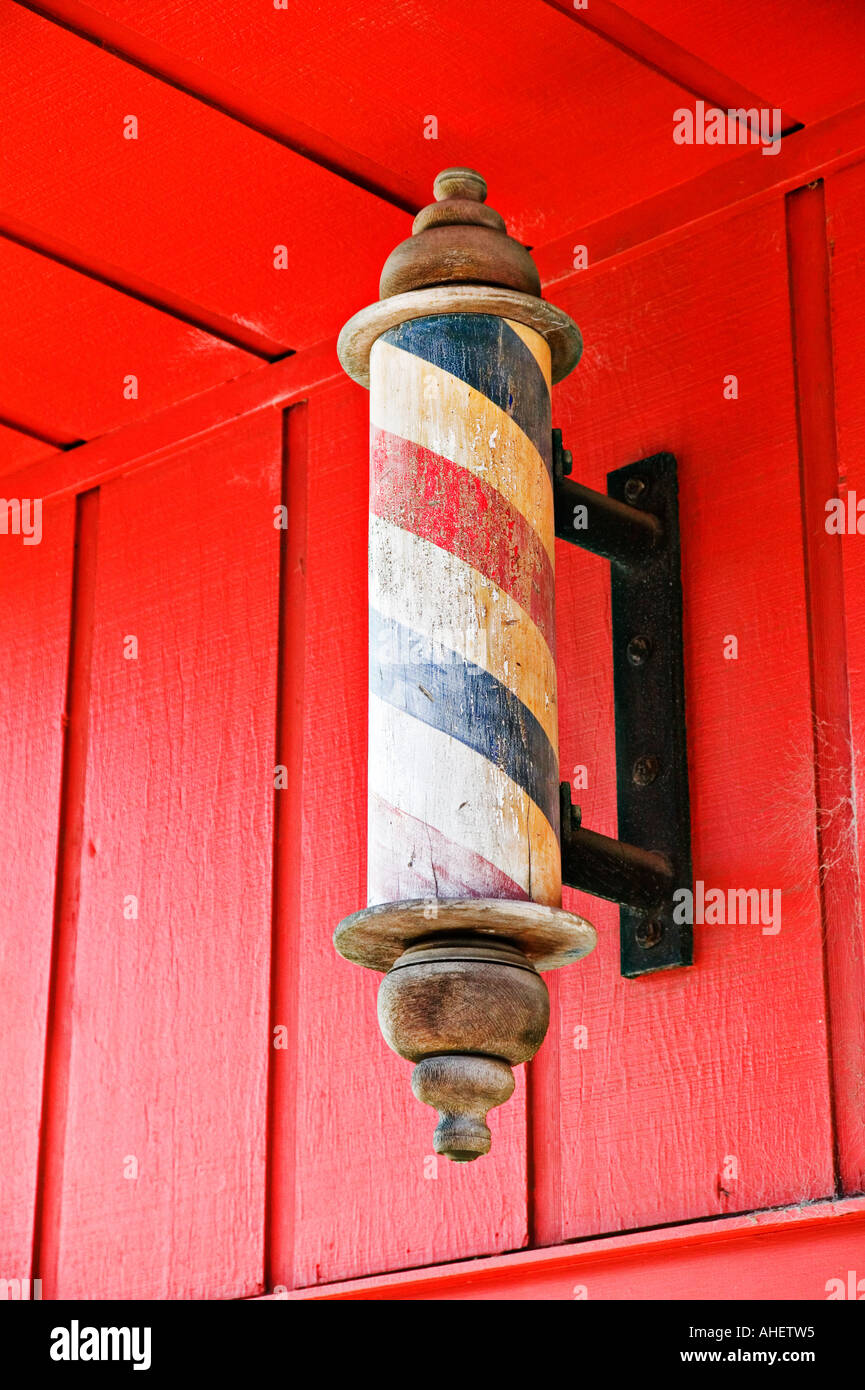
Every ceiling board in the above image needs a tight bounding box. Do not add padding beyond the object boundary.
[618,0,865,124]
[0,236,258,440]
[16,0,748,252]
[0,6,411,348]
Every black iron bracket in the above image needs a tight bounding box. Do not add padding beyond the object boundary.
[553,431,692,977]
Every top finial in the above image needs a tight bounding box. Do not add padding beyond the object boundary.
[378,166,540,299]
[337,164,584,387]
[432,167,487,203]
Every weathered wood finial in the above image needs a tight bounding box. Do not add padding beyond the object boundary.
[378,937,548,1160]
[412,1057,515,1162]
[431,167,488,203]
[379,164,540,299]
[337,903,594,1161]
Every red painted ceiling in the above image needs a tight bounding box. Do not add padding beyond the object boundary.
[1,0,864,465]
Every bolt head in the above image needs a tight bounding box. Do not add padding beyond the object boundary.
[624,477,646,504]
[627,635,652,666]
[635,918,664,949]
[632,754,661,787]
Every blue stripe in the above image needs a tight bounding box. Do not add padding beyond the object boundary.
[382,313,551,472]
[370,611,560,839]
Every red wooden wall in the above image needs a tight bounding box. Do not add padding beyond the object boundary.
[2,1,865,1298]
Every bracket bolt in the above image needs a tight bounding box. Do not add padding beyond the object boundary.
[627,635,652,666]
[635,918,664,949]
[624,477,646,504]
[632,754,661,786]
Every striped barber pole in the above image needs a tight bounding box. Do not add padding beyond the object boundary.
[367,311,561,911]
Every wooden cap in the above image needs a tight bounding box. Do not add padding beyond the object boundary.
[337,168,583,386]
[379,166,540,299]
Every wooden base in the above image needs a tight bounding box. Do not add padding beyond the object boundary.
[334,897,597,973]
[335,903,596,1162]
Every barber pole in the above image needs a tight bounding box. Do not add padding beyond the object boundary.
[335,169,596,1162]
[368,310,560,909]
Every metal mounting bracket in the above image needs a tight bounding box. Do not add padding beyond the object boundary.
[553,432,692,977]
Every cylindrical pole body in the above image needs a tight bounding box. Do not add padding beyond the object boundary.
[366,311,561,911]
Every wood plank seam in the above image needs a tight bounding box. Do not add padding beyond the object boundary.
[0,411,79,450]
[0,351,337,508]
[535,104,865,291]
[526,968,562,1246]
[30,487,100,1297]
[264,405,308,1293]
[0,213,289,360]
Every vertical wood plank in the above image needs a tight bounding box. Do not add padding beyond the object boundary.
[825,158,865,1193]
[289,381,529,1286]
[32,489,100,1296]
[0,495,74,1281]
[266,403,308,1293]
[46,411,281,1298]
[533,198,835,1242]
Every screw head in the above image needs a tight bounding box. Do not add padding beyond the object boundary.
[635,918,664,949]
[627,635,651,666]
[624,477,646,504]
[632,754,661,787]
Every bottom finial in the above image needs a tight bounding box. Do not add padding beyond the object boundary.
[378,934,549,1162]
[334,898,597,1161]
[412,1055,515,1162]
